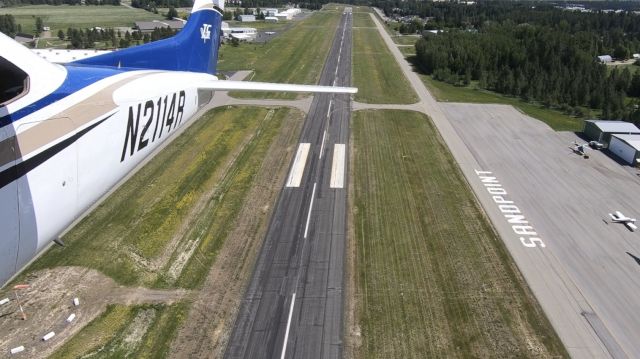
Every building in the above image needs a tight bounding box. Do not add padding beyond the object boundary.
[265,16,278,22]
[263,8,278,16]
[633,53,640,59]
[237,14,256,22]
[221,25,257,41]
[609,134,640,165]
[597,55,613,63]
[134,20,185,33]
[583,120,640,147]
[274,8,301,20]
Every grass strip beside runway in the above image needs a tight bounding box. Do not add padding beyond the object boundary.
[352,110,567,358]
[353,28,418,104]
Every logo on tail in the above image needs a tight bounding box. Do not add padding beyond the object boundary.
[200,24,212,42]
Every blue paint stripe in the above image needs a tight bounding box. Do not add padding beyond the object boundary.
[0,65,123,128]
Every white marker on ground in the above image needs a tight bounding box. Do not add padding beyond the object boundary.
[42,332,55,341]
[319,131,327,160]
[286,143,310,188]
[330,144,346,189]
[280,293,296,359]
[303,183,317,239]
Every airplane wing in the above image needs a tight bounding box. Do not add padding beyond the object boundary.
[113,72,357,104]
[197,80,357,94]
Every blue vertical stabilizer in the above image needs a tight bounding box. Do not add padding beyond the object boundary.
[72,2,222,74]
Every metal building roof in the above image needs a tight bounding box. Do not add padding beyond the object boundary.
[585,120,640,133]
[611,134,640,151]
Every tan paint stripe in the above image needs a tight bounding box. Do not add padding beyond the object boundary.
[0,73,150,168]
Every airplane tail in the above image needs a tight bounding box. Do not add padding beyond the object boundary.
[72,0,223,74]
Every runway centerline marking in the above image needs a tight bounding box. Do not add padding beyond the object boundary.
[330,144,346,189]
[286,143,310,188]
[319,130,327,160]
[280,292,296,359]
[304,182,317,238]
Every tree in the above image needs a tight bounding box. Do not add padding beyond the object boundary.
[166,6,178,20]
[613,45,629,60]
[35,17,43,36]
[57,29,65,40]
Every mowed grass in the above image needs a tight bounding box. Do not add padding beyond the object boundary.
[352,110,567,358]
[392,35,419,45]
[352,12,374,28]
[26,107,296,289]
[0,5,161,34]
[50,302,188,358]
[219,10,340,99]
[353,28,417,104]
[421,75,585,132]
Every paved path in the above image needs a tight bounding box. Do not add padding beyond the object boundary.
[367,11,612,358]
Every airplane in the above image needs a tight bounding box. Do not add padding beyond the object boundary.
[608,211,638,231]
[0,0,357,287]
[570,141,589,158]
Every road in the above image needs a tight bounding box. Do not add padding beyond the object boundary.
[225,8,353,359]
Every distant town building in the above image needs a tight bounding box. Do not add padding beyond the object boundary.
[597,55,613,63]
[134,20,185,33]
[237,15,256,22]
[263,8,278,16]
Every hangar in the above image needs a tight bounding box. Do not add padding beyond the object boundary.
[583,120,640,147]
[609,134,640,166]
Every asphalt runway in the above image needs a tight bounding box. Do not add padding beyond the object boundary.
[225,9,353,359]
[442,103,640,358]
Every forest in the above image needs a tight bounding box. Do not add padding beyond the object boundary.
[410,2,640,123]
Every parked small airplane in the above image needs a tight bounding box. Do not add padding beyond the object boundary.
[609,211,638,231]
[0,0,356,286]
[570,141,589,158]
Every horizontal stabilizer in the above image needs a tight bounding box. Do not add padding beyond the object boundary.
[198,80,358,94]
[627,223,638,231]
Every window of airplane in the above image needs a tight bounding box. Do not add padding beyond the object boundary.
[0,56,29,106]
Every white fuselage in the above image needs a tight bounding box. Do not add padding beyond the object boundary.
[0,70,201,286]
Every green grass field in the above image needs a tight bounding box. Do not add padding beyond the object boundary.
[392,35,419,45]
[353,28,418,104]
[0,5,162,34]
[219,10,340,99]
[352,110,568,358]
[352,12,374,28]
[50,302,188,358]
[24,106,297,289]
[421,74,585,132]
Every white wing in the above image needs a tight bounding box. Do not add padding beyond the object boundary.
[197,80,357,94]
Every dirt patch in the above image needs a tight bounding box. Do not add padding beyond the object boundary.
[0,267,189,358]
[168,109,303,358]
